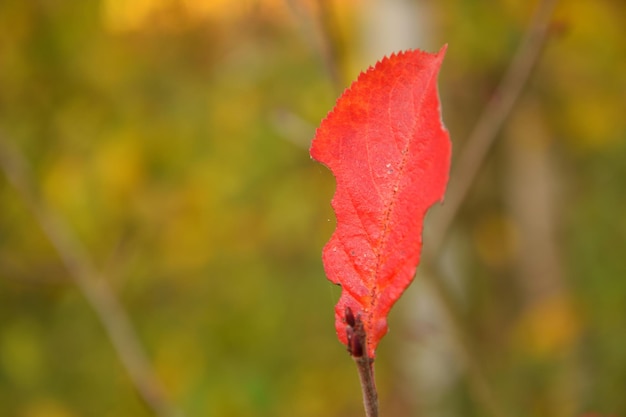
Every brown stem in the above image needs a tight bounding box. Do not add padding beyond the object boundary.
[355,356,378,417]
[0,133,183,417]
[344,307,379,417]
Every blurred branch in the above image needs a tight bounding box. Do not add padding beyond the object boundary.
[428,0,560,255]
[0,133,183,417]
[271,107,316,149]
[418,1,560,416]
[421,268,511,417]
[286,0,345,93]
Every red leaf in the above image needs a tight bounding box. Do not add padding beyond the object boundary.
[310,47,451,358]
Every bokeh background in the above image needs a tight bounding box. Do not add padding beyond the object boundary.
[1,1,625,416]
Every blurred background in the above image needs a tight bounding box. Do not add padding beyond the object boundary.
[1,1,625,416]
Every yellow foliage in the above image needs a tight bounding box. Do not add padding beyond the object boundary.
[20,399,77,417]
[561,88,625,149]
[157,179,214,272]
[101,0,292,32]
[513,295,581,357]
[154,331,206,398]
[550,0,626,149]
[93,136,145,205]
[0,319,44,388]
[42,155,88,213]
[101,0,155,32]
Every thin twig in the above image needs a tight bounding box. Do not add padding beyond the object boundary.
[428,0,560,256]
[0,133,183,417]
[355,356,378,417]
[345,307,379,417]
